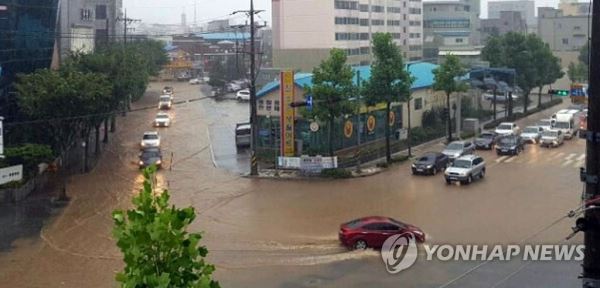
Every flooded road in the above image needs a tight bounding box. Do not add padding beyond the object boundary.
[0,82,584,287]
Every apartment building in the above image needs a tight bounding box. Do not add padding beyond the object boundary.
[488,0,535,33]
[272,0,423,72]
[481,11,527,43]
[538,7,590,51]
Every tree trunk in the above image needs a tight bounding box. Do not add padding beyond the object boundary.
[83,132,89,173]
[328,117,334,157]
[508,91,514,117]
[523,92,529,114]
[407,100,412,158]
[446,93,453,143]
[538,86,543,108]
[103,118,109,143]
[110,114,116,132]
[95,124,101,156]
[385,102,391,163]
[493,88,497,120]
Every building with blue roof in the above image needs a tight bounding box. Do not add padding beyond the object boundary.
[196,32,250,42]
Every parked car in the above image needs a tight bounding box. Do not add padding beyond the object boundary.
[496,135,525,156]
[474,132,497,150]
[540,129,565,148]
[154,112,171,127]
[338,216,425,250]
[138,147,162,168]
[411,152,449,175]
[140,131,160,148]
[442,141,475,161]
[236,89,250,101]
[235,123,251,148]
[225,82,242,93]
[483,92,519,103]
[495,122,520,136]
[444,155,486,185]
[520,126,544,143]
[158,95,172,110]
[536,119,553,131]
[162,86,173,95]
[189,78,201,85]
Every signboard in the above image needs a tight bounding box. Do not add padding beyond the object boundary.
[310,121,319,132]
[278,156,338,172]
[367,115,376,134]
[0,116,3,157]
[389,111,396,126]
[280,71,295,156]
[344,120,353,138]
[278,157,301,169]
[0,165,23,185]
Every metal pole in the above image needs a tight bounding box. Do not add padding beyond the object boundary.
[249,0,259,175]
[356,70,362,171]
[582,0,600,285]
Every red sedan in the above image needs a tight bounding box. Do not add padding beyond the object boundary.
[338,216,425,250]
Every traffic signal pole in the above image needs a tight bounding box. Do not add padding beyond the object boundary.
[582,0,600,286]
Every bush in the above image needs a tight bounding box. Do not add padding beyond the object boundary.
[320,168,352,179]
[3,144,54,176]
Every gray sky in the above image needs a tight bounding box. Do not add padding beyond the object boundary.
[124,0,562,26]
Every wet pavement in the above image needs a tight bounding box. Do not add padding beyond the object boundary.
[0,81,585,287]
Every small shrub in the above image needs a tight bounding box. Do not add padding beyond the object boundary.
[320,168,352,179]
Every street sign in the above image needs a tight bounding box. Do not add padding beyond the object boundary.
[280,71,295,157]
[0,165,22,185]
[306,95,313,111]
[309,121,319,132]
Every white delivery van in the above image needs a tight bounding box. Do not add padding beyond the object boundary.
[552,109,580,139]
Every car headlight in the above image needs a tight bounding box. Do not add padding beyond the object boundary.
[139,161,144,165]
[411,164,416,168]
[426,165,433,169]
[156,160,162,165]
[141,142,146,147]
[460,172,467,176]
[454,153,461,158]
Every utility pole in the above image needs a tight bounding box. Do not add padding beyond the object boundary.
[582,0,600,286]
[233,0,264,176]
[117,9,140,44]
[356,70,362,172]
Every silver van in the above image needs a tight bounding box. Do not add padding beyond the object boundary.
[235,123,252,148]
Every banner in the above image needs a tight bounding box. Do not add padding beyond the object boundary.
[0,165,22,185]
[280,71,295,156]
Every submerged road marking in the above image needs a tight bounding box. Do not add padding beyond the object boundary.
[562,160,574,167]
[495,156,508,163]
[504,156,516,163]
[577,154,586,161]
[574,160,585,168]
[565,153,577,160]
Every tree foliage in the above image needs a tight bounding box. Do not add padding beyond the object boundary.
[432,54,467,142]
[208,61,227,89]
[303,48,356,156]
[363,33,412,163]
[113,167,220,288]
[482,33,562,112]
[568,62,588,83]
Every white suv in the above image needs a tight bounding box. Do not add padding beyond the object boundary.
[495,122,520,136]
[140,131,160,148]
[444,155,486,185]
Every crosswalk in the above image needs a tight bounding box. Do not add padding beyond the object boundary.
[492,151,586,169]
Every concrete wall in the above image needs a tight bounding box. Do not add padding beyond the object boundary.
[273,48,333,72]
[0,173,48,204]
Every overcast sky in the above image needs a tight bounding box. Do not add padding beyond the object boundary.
[124,0,563,26]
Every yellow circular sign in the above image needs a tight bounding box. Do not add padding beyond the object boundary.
[389,111,396,126]
[344,120,353,138]
[367,115,376,132]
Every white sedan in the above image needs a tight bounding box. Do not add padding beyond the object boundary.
[189,78,201,85]
[154,112,171,127]
[495,122,520,136]
[140,131,160,148]
[236,89,250,101]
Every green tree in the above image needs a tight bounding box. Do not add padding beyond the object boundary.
[112,167,220,288]
[208,61,227,90]
[363,33,412,163]
[579,41,590,66]
[433,54,467,142]
[533,46,563,107]
[303,48,356,156]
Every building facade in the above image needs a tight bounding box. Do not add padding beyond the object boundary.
[480,11,527,43]
[538,7,590,51]
[558,1,591,16]
[487,0,535,32]
[0,0,60,117]
[422,0,481,59]
[272,0,423,72]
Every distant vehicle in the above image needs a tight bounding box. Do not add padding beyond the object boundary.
[139,147,162,168]
[495,122,520,136]
[189,78,201,85]
[496,135,525,156]
[520,126,544,143]
[158,95,172,110]
[442,141,475,161]
[140,131,160,148]
[235,123,251,148]
[338,216,425,250]
[444,155,486,185]
[411,152,449,175]
[580,111,588,139]
[552,109,580,139]
[474,132,497,150]
[236,89,250,101]
[232,79,250,89]
[483,91,519,103]
[225,82,242,93]
[540,129,564,148]
[154,112,171,127]
[536,119,553,131]
[176,71,192,81]
[162,86,173,95]
[568,104,586,112]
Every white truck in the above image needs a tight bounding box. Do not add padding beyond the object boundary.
[552,109,580,139]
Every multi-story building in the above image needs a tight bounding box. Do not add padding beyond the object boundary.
[558,0,591,16]
[422,0,481,59]
[272,0,423,72]
[487,0,535,33]
[480,11,527,43]
[0,0,60,117]
[58,0,122,60]
[538,7,590,51]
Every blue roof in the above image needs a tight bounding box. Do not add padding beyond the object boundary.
[164,43,178,51]
[197,32,250,41]
[435,31,470,37]
[257,62,438,98]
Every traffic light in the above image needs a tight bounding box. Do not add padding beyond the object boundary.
[548,89,569,96]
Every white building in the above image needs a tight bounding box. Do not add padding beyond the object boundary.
[272,0,423,72]
[538,7,590,51]
[488,0,535,31]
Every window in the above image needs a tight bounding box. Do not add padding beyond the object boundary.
[372,5,384,12]
[274,100,280,111]
[409,33,421,38]
[562,38,569,45]
[387,20,401,26]
[335,32,368,41]
[388,7,402,13]
[455,38,464,43]
[266,100,272,111]
[360,19,369,26]
[80,9,92,21]
[335,17,359,25]
[403,14,407,20]
[424,19,470,29]
[409,8,421,14]
[409,45,422,51]
[258,100,264,110]
[391,33,402,39]
[364,223,383,230]
[574,26,581,30]
[359,4,369,12]
[95,5,107,20]
[335,1,358,10]
[403,27,407,33]
[371,19,384,26]
[409,20,421,26]
[360,47,370,54]
[414,98,423,110]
